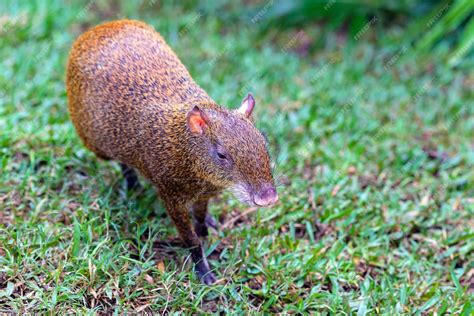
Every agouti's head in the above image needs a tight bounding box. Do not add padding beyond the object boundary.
[187,94,278,207]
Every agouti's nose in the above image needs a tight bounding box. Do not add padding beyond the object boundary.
[253,185,278,207]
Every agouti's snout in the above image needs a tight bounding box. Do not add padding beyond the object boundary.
[253,184,279,207]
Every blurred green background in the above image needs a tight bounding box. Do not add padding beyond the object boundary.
[0,0,473,314]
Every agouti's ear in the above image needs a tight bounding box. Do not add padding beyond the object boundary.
[187,106,209,135]
[237,93,255,118]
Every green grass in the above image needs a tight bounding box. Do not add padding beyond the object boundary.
[1,0,473,313]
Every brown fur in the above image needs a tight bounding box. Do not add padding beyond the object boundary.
[66,20,276,284]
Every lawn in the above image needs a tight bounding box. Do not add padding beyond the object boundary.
[1,1,473,314]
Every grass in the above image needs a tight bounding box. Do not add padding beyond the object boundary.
[1,0,473,313]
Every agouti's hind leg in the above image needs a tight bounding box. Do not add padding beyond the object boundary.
[120,163,140,190]
[192,198,218,237]
[164,199,217,285]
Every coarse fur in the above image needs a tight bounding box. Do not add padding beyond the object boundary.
[66,20,277,284]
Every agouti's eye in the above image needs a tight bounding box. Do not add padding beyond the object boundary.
[215,145,230,162]
[217,152,227,160]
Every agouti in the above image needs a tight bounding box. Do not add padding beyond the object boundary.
[66,20,278,284]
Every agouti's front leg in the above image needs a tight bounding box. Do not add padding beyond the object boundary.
[164,199,217,285]
[192,197,218,237]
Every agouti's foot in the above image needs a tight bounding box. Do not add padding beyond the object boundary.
[200,271,217,285]
[195,261,217,285]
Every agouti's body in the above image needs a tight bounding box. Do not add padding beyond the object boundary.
[66,20,278,284]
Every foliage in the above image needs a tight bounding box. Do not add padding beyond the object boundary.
[412,0,474,66]
[257,0,473,64]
